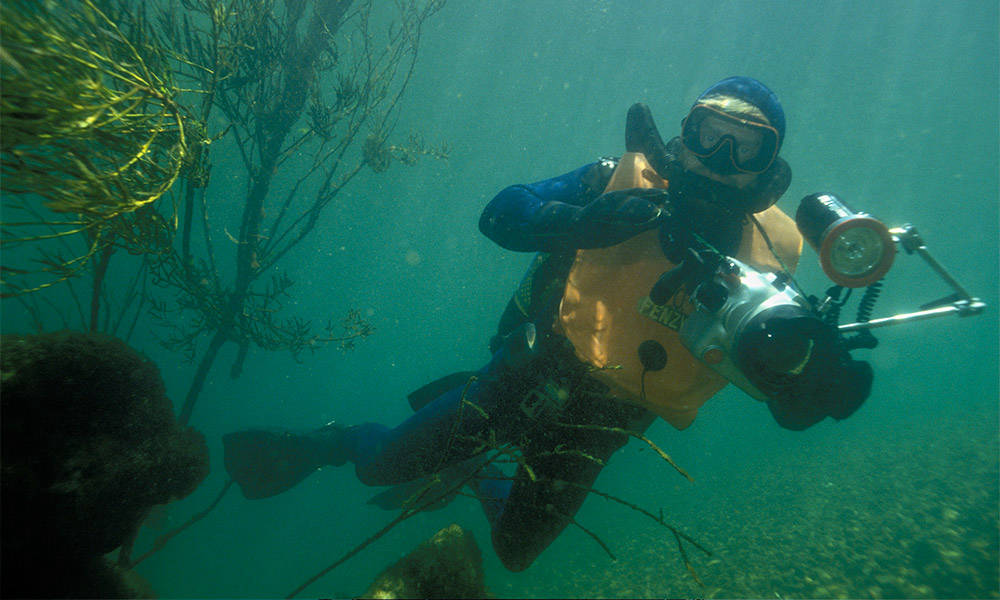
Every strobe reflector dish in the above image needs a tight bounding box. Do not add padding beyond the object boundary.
[795,193,895,288]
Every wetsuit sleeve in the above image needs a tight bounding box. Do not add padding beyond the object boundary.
[479,161,616,252]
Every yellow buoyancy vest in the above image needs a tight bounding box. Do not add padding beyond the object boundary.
[554,152,803,429]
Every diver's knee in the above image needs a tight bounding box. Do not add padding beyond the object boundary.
[491,529,538,572]
[354,462,386,487]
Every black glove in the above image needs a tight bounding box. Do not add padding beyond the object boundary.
[765,353,873,430]
[564,187,667,249]
[658,186,746,260]
[737,307,874,430]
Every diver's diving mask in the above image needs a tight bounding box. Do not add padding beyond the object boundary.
[681,104,780,175]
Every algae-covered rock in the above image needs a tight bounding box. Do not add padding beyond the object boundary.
[1,331,209,598]
[362,524,490,599]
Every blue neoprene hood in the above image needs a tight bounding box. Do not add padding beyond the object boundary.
[696,76,786,151]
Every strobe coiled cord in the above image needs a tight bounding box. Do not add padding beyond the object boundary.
[856,280,883,323]
[815,283,880,351]
[845,281,882,350]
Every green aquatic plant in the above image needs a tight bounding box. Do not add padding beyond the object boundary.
[3,0,447,570]
[0,0,204,331]
[2,0,447,420]
[142,0,448,425]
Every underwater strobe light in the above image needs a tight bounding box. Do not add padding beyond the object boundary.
[795,193,895,288]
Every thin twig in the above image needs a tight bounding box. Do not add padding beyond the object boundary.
[285,451,485,599]
[555,422,694,482]
[127,478,235,568]
[546,504,616,561]
[566,482,711,557]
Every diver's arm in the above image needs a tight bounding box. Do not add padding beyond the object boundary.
[480,160,666,252]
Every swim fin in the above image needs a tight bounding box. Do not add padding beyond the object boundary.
[407,371,477,411]
[223,425,347,499]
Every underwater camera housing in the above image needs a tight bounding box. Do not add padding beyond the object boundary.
[653,193,986,400]
[676,256,814,400]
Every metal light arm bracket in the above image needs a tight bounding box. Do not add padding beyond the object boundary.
[838,224,986,332]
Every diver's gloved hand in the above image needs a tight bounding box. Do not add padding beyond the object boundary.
[738,311,873,430]
[768,343,873,430]
[658,186,746,259]
[822,358,873,420]
[564,187,667,249]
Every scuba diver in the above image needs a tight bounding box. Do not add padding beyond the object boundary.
[223,76,874,572]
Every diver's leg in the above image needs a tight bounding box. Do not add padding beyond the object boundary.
[336,325,540,486]
[348,374,518,486]
[224,326,538,498]
[223,375,509,497]
[489,398,654,572]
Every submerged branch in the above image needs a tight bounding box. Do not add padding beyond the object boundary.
[555,421,694,482]
[126,478,236,569]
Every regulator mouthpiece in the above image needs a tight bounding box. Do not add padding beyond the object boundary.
[796,193,895,288]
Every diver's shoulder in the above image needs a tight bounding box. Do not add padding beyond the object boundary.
[580,156,619,192]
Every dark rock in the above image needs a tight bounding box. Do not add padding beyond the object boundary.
[361,524,490,599]
[1,331,209,598]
